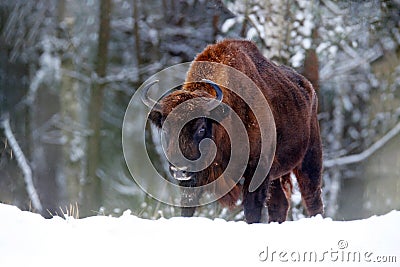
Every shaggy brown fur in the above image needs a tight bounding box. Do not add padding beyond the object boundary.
[148,40,323,223]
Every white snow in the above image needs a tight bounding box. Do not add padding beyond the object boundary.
[247,27,259,40]
[0,203,399,267]
[221,17,238,33]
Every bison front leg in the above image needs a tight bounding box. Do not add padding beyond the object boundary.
[180,181,203,217]
[267,175,291,223]
[243,178,269,224]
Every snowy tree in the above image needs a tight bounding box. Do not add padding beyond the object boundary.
[1,0,399,220]
[315,0,400,218]
[221,0,400,219]
[1,0,62,217]
[221,0,316,66]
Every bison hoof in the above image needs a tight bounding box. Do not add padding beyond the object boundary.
[244,209,262,224]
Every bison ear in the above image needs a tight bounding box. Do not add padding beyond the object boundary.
[148,110,163,128]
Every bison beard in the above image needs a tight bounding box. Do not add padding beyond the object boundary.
[144,40,323,223]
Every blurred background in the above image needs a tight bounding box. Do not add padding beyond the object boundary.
[0,0,399,220]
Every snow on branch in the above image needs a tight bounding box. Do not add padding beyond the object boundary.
[62,67,139,85]
[320,45,382,82]
[0,115,43,212]
[324,121,400,168]
[320,0,345,15]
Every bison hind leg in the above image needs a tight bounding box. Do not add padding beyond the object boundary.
[294,166,323,216]
[267,174,292,223]
[293,137,324,216]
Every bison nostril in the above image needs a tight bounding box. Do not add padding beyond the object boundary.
[170,165,188,172]
[170,165,192,181]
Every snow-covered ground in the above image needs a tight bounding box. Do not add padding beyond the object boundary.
[0,204,399,267]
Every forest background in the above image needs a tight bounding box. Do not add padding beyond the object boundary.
[0,0,399,220]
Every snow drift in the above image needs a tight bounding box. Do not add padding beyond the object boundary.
[0,203,398,267]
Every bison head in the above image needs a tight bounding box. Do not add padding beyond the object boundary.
[141,80,226,187]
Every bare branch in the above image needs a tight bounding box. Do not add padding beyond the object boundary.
[324,121,400,168]
[62,67,139,85]
[320,45,382,82]
[320,0,345,15]
[61,69,91,84]
[0,115,43,212]
[245,14,269,49]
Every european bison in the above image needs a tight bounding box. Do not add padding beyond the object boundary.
[142,40,323,223]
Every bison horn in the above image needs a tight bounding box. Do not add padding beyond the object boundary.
[141,80,162,112]
[202,79,223,111]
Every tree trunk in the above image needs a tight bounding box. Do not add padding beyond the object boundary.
[29,78,61,218]
[83,0,112,217]
[133,0,141,76]
[303,28,320,93]
[326,78,345,218]
[57,0,86,212]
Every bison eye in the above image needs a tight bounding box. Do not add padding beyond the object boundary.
[196,127,206,138]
